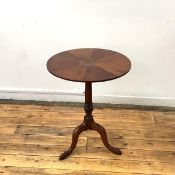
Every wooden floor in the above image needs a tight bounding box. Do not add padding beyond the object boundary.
[0,103,175,175]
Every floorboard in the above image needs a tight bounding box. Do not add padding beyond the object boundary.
[0,103,175,174]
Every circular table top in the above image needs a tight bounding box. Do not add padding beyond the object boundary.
[47,48,131,82]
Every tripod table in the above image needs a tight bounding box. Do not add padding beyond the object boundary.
[47,48,131,160]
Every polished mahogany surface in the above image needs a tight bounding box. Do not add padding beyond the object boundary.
[46,48,131,160]
[47,48,131,82]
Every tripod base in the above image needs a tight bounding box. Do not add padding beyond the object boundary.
[59,112,121,160]
[59,82,121,160]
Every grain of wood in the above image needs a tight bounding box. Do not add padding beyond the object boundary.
[13,125,175,141]
[0,166,149,175]
[0,143,174,162]
[0,154,174,174]
[0,134,87,146]
[0,103,174,175]
[1,124,174,142]
[1,121,175,132]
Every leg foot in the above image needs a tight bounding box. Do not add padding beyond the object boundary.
[92,122,122,155]
[59,123,86,160]
[59,150,71,160]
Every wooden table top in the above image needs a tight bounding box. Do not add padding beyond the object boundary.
[47,48,131,82]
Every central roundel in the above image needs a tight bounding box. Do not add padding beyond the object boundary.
[47,48,131,82]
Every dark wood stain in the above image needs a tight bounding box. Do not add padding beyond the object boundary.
[47,48,131,82]
[46,48,131,160]
[59,82,122,160]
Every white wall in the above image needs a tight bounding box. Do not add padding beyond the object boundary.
[0,0,175,106]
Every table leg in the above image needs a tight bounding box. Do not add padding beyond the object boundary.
[59,82,121,160]
[59,123,87,160]
[91,122,121,155]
